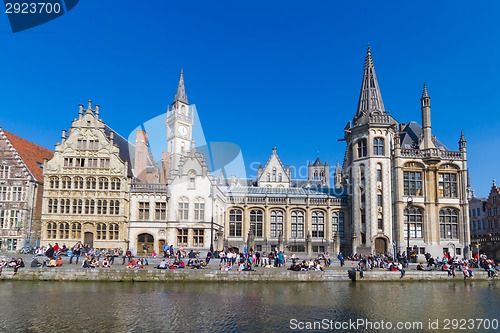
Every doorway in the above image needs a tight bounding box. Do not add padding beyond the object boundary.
[137,233,154,256]
[374,237,387,254]
[84,232,94,247]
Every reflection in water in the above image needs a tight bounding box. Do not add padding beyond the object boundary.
[0,281,498,332]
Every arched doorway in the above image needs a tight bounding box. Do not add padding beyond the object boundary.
[158,239,166,257]
[84,232,94,247]
[374,237,387,254]
[137,233,154,256]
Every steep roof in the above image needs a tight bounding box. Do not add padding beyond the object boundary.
[399,121,448,150]
[2,129,53,183]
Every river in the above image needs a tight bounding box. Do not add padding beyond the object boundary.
[0,281,498,332]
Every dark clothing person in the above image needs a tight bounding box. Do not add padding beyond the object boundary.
[45,246,55,259]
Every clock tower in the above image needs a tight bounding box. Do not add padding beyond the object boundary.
[166,69,194,176]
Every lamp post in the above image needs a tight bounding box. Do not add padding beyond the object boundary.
[406,196,413,260]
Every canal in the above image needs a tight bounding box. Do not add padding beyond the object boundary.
[0,281,498,332]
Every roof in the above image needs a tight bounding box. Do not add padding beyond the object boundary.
[2,129,53,183]
[400,121,448,150]
[226,185,347,198]
[104,125,134,177]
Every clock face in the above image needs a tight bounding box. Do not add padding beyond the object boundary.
[178,125,188,136]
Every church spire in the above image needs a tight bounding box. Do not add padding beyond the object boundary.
[354,45,386,126]
[173,69,188,104]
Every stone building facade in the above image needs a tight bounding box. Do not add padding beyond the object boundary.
[35,47,471,259]
[0,129,53,251]
[40,102,131,250]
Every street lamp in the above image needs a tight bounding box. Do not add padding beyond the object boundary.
[406,196,413,260]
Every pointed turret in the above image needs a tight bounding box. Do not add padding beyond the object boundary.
[354,45,386,126]
[420,83,436,150]
[334,162,342,188]
[173,69,188,105]
[459,130,466,151]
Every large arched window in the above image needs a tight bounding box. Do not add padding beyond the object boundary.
[98,177,109,190]
[311,211,324,238]
[291,210,304,238]
[61,176,71,189]
[59,222,69,239]
[97,223,107,240]
[47,222,57,239]
[250,209,263,237]
[74,176,84,189]
[109,223,119,240]
[404,206,423,238]
[178,197,189,220]
[86,177,96,190]
[440,208,459,239]
[229,209,243,237]
[270,210,284,238]
[332,211,345,238]
[71,222,81,239]
[194,198,205,221]
[49,177,59,189]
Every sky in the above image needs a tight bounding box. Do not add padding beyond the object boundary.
[0,0,498,197]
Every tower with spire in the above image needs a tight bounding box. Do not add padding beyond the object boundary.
[308,156,330,187]
[343,45,398,255]
[166,69,194,177]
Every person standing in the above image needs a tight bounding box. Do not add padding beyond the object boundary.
[337,252,345,267]
[142,244,148,257]
[70,244,81,264]
[123,249,132,265]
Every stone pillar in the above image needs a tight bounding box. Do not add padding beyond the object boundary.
[306,232,312,257]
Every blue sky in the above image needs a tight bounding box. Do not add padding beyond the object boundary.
[0,1,498,197]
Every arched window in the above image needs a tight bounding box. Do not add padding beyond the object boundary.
[97,223,107,240]
[332,211,345,238]
[376,164,382,182]
[48,199,58,214]
[229,209,243,237]
[71,223,81,239]
[439,208,458,239]
[250,209,263,237]
[291,210,304,238]
[110,200,120,215]
[47,222,57,239]
[61,176,71,189]
[266,173,270,182]
[278,173,283,182]
[311,211,325,238]
[270,210,284,238]
[74,176,84,189]
[373,138,384,155]
[111,178,121,191]
[178,197,189,220]
[272,168,277,182]
[61,199,70,214]
[194,198,205,221]
[49,177,59,189]
[59,222,69,239]
[109,223,119,240]
[98,177,109,190]
[357,139,367,158]
[404,206,423,238]
[86,177,96,190]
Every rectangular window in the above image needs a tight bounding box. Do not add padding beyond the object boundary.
[193,229,204,247]
[138,202,150,220]
[0,186,8,201]
[194,202,205,221]
[88,158,98,168]
[178,202,189,220]
[88,140,99,150]
[357,139,367,158]
[11,187,22,201]
[64,158,73,167]
[438,173,458,197]
[0,165,9,178]
[177,229,188,246]
[155,202,166,220]
[404,171,423,196]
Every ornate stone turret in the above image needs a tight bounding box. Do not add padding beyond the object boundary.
[353,45,386,127]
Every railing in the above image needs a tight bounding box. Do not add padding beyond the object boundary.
[400,148,463,161]
[369,115,393,124]
[130,184,168,193]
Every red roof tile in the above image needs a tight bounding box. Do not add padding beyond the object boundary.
[3,129,54,183]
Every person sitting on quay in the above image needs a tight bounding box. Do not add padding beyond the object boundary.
[463,264,474,280]
[416,262,425,271]
[12,258,25,276]
[102,257,111,268]
[157,259,168,269]
[220,262,232,271]
[46,257,57,267]
[30,257,42,268]
[127,259,137,269]
[56,257,63,267]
